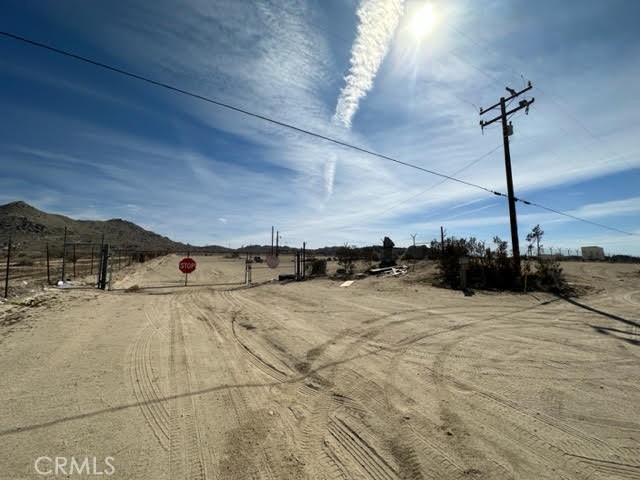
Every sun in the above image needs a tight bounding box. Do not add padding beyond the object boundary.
[409,3,437,40]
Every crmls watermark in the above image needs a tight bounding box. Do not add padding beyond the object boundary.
[34,457,115,476]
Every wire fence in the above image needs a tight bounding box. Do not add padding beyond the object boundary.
[0,238,170,298]
[0,241,304,297]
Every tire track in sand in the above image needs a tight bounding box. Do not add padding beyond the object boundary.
[425,319,632,479]
[222,290,407,479]
[183,290,280,480]
[128,324,170,451]
[168,295,207,480]
[127,298,171,451]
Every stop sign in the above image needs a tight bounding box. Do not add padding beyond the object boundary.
[266,255,280,268]
[179,257,197,274]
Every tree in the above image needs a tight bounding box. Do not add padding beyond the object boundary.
[526,224,544,258]
[336,243,358,275]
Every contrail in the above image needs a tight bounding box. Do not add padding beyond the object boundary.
[324,154,337,199]
[333,0,405,128]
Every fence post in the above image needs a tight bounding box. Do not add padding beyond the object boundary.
[90,246,94,275]
[46,243,51,285]
[302,242,306,280]
[244,252,249,284]
[61,226,67,282]
[98,244,110,290]
[4,236,11,298]
[108,251,113,291]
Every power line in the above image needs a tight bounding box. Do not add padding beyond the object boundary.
[376,144,503,218]
[0,30,501,195]
[0,30,637,237]
[514,199,636,236]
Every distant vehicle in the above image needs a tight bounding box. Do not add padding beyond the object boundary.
[253,256,263,263]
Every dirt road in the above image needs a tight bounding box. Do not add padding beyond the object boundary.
[0,256,638,479]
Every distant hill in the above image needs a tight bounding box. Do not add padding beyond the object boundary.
[0,201,227,254]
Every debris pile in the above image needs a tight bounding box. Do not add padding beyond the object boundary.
[369,265,408,277]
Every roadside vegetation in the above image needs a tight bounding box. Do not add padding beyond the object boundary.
[430,225,570,293]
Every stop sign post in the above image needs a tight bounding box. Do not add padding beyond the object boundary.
[179,257,196,285]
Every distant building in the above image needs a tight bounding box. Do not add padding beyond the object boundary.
[581,246,605,260]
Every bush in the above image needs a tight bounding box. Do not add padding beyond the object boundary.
[308,259,327,276]
[533,257,565,292]
[15,257,34,267]
[434,236,519,290]
[336,244,358,275]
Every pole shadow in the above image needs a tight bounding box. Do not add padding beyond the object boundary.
[557,295,639,329]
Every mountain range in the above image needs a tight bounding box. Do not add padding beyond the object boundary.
[0,201,412,258]
[0,201,205,254]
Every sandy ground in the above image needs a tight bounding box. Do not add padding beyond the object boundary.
[0,255,638,479]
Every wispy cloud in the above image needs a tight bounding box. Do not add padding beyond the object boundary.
[324,154,337,200]
[2,0,639,253]
[333,0,405,128]
[567,197,640,219]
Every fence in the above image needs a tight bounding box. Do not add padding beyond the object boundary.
[1,238,167,298]
[2,239,329,297]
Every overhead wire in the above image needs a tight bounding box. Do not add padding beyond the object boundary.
[375,144,503,218]
[515,200,636,236]
[0,30,503,195]
[0,29,637,237]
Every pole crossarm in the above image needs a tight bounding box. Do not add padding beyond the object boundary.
[480,98,535,129]
[479,82,532,115]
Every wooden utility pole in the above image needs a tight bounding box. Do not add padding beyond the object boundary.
[480,82,535,276]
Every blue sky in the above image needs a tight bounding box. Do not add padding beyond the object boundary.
[1,0,639,254]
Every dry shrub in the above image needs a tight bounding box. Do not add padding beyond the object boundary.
[433,236,568,292]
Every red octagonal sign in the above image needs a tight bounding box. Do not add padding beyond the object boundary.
[179,257,197,274]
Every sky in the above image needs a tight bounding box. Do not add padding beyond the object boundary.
[1,0,639,254]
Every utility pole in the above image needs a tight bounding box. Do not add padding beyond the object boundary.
[480,81,535,276]
[410,233,417,247]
